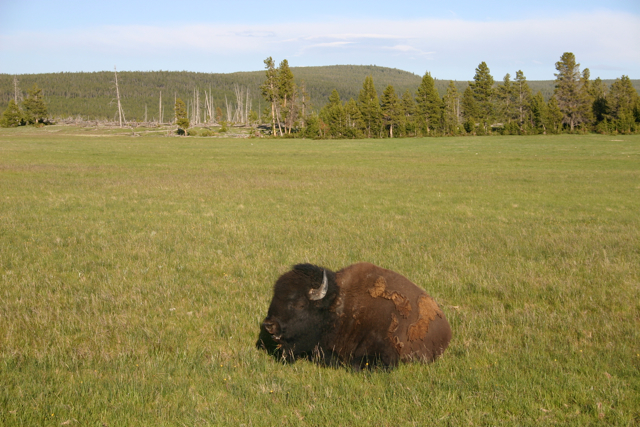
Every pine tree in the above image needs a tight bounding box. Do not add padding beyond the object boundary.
[278,59,295,134]
[579,69,595,129]
[469,62,495,133]
[304,113,321,138]
[553,52,592,131]
[400,89,416,136]
[415,71,442,135]
[514,70,532,128]
[260,57,279,136]
[529,91,548,134]
[1,99,23,128]
[22,83,48,124]
[344,98,362,138]
[357,76,382,138]
[381,85,401,138]
[461,85,478,133]
[320,89,346,138]
[442,81,461,135]
[608,75,639,133]
[174,98,189,135]
[590,77,609,124]
[496,73,517,130]
[546,96,564,134]
[286,83,300,134]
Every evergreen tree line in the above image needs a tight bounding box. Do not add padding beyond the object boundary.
[3,67,622,124]
[1,54,639,134]
[0,71,271,124]
[273,53,639,139]
[0,67,436,123]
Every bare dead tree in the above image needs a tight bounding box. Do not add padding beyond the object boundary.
[292,85,301,133]
[275,99,283,136]
[194,88,200,125]
[204,86,213,124]
[159,91,163,124]
[225,95,232,123]
[191,89,195,125]
[204,90,209,123]
[245,87,251,126]
[113,66,125,128]
[233,84,244,124]
[299,80,308,128]
[209,88,218,123]
[211,87,215,123]
[13,76,21,104]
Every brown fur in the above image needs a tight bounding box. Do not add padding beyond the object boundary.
[328,263,452,365]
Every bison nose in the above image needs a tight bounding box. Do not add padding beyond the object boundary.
[262,319,280,336]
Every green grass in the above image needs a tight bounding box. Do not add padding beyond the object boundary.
[1,126,639,426]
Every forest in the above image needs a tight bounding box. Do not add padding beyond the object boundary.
[257,54,640,138]
[1,53,639,137]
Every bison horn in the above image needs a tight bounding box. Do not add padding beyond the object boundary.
[308,270,329,300]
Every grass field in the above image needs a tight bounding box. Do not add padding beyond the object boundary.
[1,126,639,426]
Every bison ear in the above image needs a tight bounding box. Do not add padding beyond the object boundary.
[308,269,329,301]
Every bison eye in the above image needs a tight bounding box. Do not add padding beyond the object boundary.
[288,299,307,311]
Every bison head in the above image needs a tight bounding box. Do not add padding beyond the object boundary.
[256,264,338,362]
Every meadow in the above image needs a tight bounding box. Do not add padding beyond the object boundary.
[0,126,638,426]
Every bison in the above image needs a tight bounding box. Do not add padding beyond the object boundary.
[256,262,452,369]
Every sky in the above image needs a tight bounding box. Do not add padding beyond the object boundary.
[1,0,639,81]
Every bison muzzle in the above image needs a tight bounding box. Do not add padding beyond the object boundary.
[256,262,452,369]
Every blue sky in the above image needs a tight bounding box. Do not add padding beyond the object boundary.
[1,0,639,80]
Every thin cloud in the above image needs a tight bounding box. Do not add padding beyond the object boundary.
[383,45,435,56]
[233,30,277,38]
[1,11,638,78]
[304,33,406,41]
[306,41,355,48]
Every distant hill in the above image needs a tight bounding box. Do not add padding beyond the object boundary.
[1,66,638,121]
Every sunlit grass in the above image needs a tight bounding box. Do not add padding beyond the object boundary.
[1,127,639,425]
